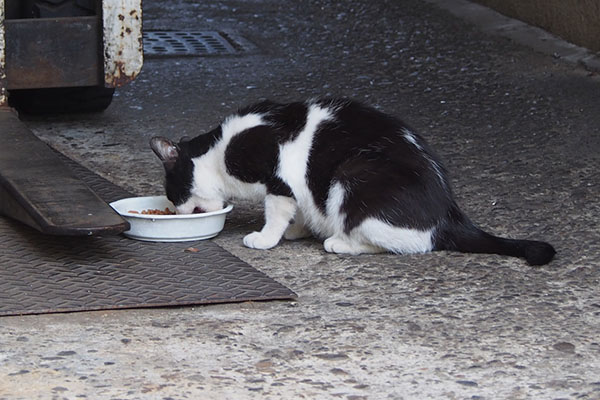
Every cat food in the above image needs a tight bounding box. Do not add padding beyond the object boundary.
[128,208,175,215]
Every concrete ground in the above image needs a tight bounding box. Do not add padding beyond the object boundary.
[2,0,600,399]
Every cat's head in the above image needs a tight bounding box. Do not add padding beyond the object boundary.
[150,136,225,214]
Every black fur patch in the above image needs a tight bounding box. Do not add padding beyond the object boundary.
[239,100,309,142]
[186,126,223,158]
[225,125,292,197]
[164,157,194,206]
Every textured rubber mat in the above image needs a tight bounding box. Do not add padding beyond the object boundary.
[0,155,296,316]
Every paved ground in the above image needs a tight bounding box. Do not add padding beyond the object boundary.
[2,0,600,399]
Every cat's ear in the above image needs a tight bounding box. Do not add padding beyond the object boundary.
[150,136,179,169]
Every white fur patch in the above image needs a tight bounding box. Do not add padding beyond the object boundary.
[276,103,334,235]
[402,129,422,151]
[221,113,265,141]
[325,181,347,235]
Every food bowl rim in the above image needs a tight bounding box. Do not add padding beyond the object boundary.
[110,196,233,220]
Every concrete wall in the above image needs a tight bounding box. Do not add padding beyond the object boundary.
[472,0,600,52]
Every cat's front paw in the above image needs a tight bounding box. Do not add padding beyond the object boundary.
[243,232,280,250]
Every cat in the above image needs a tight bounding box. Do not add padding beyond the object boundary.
[150,98,555,265]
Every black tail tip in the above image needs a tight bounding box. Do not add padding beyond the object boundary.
[524,241,556,266]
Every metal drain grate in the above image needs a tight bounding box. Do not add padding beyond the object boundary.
[143,31,245,57]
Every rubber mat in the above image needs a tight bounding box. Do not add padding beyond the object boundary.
[0,155,296,316]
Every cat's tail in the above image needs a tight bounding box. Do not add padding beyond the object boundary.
[434,206,556,266]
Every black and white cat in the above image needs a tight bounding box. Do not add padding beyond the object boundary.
[151,98,555,265]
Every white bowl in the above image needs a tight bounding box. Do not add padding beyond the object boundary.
[109,196,233,242]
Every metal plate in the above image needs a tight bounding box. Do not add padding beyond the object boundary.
[143,31,246,57]
[0,155,296,316]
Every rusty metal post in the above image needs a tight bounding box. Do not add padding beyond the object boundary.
[103,0,143,88]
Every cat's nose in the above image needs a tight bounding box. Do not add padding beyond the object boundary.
[193,207,206,214]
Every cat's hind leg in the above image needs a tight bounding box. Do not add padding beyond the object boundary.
[350,218,434,255]
[328,154,438,255]
[323,219,433,255]
[284,209,312,240]
[322,181,386,254]
[323,234,386,255]
[243,195,296,249]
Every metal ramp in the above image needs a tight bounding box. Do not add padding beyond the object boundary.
[0,108,128,235]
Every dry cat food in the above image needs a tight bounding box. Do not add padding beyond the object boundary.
[128,208,176,215]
